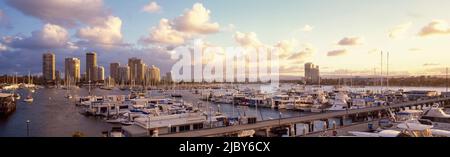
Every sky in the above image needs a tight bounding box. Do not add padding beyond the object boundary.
[1,0,450,78]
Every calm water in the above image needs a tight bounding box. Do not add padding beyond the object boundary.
[1,85,446,137]
[0,87,302,137]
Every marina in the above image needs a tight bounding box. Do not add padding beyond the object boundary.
[2,83,450,137]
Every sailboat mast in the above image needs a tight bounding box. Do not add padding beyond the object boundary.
[380,51,383,93]
[386,52,389,90]
[88,68,91,95]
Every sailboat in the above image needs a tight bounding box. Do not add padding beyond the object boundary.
[100,77,114,90]
[28,72,35,93]
[10,73,21,100]
[23,88,33,103]
[65,77,73,99]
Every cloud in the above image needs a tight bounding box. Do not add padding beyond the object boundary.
[389,22,412,39]
[301,25,313,32]
[233,31,262,47]
[337,36,364,46]
[286,43,316,64]
[142,1,161,13]
[7,23,72,49]
[0,43,7,51]
[140,3,219,47]
[327,49,348,56]
[286,43,316,62]
[275,39,298,56]
[139,18,188,46]
[418,20,450,37]
[172,3,220,34]
[76,16,123,48]
[6,0,108,27]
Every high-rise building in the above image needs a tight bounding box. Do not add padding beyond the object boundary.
[118,65,130,84]
[166,72,172,83]
[42,53,55,82]
[65,57,81,83]
[97,66,105,81]
[148,65,161,85]
[86,52,97,82]
[128,57,145,84]
[304,62,320,84]
[110,62,120,83]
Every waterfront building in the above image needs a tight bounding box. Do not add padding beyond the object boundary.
[148,65,161,85]
[97,66,105,81]
[64,57,81,83]
[164,72,172,84]
[110,62,120,83]
[86,52,97,82]
[42,52,55,82]
[304,62,320,84]
[118,65,130,84]
[128,57,146,84]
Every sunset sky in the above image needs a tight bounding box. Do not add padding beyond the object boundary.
[1,0,450,78]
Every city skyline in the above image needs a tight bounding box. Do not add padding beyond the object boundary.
[1,0,450,77]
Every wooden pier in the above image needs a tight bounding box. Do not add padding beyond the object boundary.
[160,97,450,137]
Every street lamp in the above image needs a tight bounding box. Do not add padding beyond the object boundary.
[26,120,30,137]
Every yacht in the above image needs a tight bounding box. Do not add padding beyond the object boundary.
[272,95,291,109]
[349,120,450,137]
[310,93,329,113]
[325,92,349,111]
[421,104,450,123]
[293,95,314,111]
[349,98,367,109]
[123,112,207,137]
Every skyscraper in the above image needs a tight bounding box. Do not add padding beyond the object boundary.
[97,66,105,81]
[118,65,130,84]
[65,57,81,83]
[42,53,55,82]
[128,57,145,84]
[304,62,320,84]
[86,52,97,82]
[110,62,120,83]
[166,72,172,83]
[148,65,161,85]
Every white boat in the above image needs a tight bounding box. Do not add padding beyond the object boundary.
[121,111,208,137]
[421,103,450,124]
[349,98,367,109]
[349,130,400,137]
[23,95,33,102]
[310,102,325,113]
[285,102,295,110]
[325,92,349,111]
[293,95,314,111]
[272,95,291,109]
